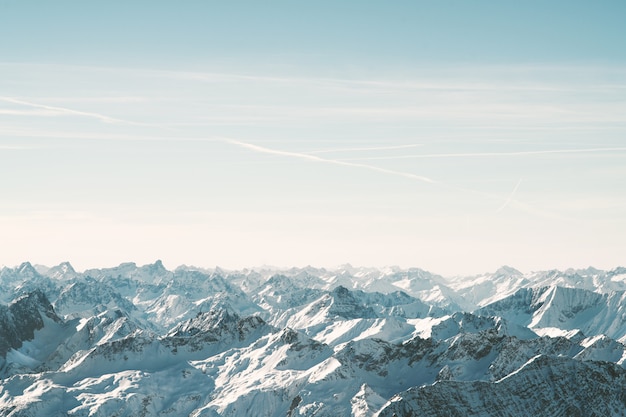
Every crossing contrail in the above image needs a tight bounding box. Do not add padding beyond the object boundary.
[496,178,523,213]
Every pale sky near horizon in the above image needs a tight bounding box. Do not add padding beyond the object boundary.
[1,1,626,276]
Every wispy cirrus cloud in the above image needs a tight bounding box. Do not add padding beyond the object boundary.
[0,144,41,150]
[4,63,626,130]
[144,64,626,94]
[337,147,626,161]
[307,144,422,154]
[0,96,143,125]
[0,108,67,116]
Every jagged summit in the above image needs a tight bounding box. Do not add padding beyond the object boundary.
[45,261,78,280]
[493,265,523,277]
[142,259,167,274]
[17,261,40,279]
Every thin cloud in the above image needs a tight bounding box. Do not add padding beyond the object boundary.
[0,109,63,116]
[220,138,435,184]
[307,144,422,154]
[0,144,40,150]
[0,96,142,125]
[149,67,623,94]
[338,147,626,161]
[7,61,626,90]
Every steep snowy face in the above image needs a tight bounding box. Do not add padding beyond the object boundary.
[444,265,530,308]
[83,260,173,284]
[425,312,536,341]
[277,267,330,289]
[140,271,262,328]
[346,289,439,319]
[529,267,626,294]
[0,263,60,304]
[0,291,61,358]
[250,274,325,321]
[370,268,468,311]
[164,310,275,358]
[248,265,464,312]
[478,286,626,342]
[443,265,626,309]
[54,279,137,317]
[44,261,79,281]
[270,285,445,347]
[7,262,43,282]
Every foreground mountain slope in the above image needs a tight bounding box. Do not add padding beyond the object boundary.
[377,355,626,417]
[0,261,625,416]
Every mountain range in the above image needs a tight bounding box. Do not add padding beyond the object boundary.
[0,261,624,416]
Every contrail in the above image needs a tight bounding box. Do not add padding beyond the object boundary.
[0,95,558,218]
[0,145,38,150]
[496,178,523,213]
[225,139,560,220]
[338,147,626,161]
[0,96,141,125]
[221,138,435,184]
[308,144,422,154]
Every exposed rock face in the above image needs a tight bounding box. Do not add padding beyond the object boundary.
[377,355,626,417]
[163,309,275,355]
[0,290,60,357]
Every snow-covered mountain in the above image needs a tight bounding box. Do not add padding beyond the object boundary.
[477,286,626,343]
[377,355,626,417]
[0,261,625,416]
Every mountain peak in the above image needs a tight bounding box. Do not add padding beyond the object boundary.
[493,265,522,277]
[211,266,227,277]
[46,261,77,280]
[142,259,167,273]
[18,261,34,272]
[16,262,40,279]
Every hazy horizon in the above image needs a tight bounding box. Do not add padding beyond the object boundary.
[2,1,625,275]
[3,259,623,281]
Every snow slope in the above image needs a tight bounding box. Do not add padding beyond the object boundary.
[0,261,625,416]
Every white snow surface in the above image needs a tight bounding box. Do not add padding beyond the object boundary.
[0,261,625,416]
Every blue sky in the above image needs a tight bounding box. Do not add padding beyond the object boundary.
[1,1,625,274]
